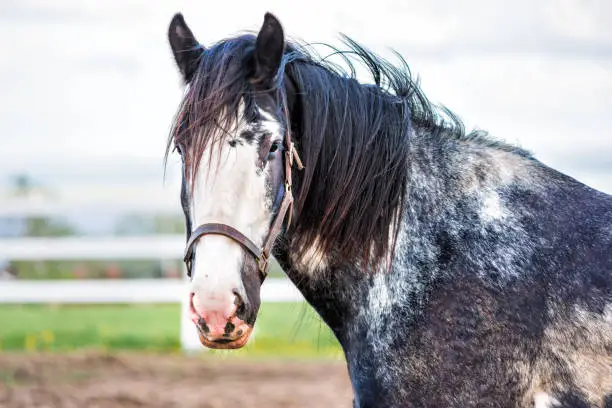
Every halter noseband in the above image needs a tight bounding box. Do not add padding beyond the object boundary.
[182,128,303,280]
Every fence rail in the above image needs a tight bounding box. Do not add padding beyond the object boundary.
[0,278,302,304]
[0,235,185,260]
[0,193,180,216]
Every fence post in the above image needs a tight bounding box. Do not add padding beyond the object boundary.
[179,269,204,353]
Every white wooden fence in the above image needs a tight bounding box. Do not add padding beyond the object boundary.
[0,195,303,351]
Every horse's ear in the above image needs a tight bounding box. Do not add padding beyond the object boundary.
[252,12,285,87]
[168,13,204,83]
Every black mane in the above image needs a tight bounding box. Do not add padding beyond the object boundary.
[166,32,527,268]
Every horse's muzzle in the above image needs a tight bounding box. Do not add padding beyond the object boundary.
[189,292,253,349]
[197,326,253,349]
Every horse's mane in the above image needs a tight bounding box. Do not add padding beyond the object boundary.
[165,32,526,269]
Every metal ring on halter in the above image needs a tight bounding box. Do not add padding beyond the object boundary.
[256,254,269,277]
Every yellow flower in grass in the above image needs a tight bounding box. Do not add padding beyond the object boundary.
[41,330,55,343]
[24,334,37,352]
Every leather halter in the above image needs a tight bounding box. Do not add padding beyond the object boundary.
[183,125,304,280]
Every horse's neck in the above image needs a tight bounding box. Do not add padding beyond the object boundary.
[283,129,537,317]
[277,129,541,399]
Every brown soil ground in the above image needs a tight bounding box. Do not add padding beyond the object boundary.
[0,352,353,408]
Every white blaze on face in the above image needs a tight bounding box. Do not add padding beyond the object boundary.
[188,104,282,315]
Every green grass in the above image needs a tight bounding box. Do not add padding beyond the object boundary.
[0,302,343,359]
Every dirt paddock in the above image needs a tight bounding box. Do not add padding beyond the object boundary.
[0,352,353,408]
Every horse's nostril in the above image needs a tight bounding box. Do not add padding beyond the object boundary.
[224,322,235,335]
[198,317,209,333]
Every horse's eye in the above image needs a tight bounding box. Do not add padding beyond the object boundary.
[269,141,281,154]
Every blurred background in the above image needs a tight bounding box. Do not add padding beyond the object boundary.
[0,1,610,407]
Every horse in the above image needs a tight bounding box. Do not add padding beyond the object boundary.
[165,12,612,408]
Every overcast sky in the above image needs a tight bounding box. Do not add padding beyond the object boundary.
[0,0,610,195]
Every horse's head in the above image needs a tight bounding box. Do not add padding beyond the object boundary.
[167,13,300,349]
